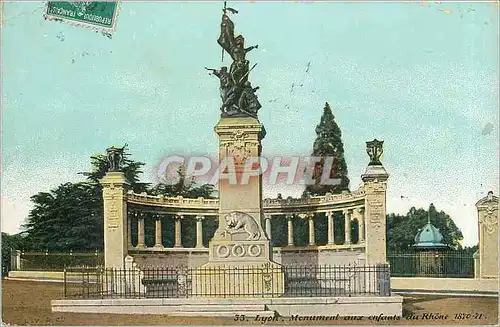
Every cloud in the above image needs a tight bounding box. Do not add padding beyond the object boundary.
[1,195,31,234]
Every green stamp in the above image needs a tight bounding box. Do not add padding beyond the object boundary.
[43,1,119,34]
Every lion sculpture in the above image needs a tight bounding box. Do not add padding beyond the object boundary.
[223,211,261,240]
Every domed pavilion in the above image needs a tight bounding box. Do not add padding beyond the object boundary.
[413,204,449,276]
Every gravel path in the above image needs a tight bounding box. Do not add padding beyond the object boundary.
[2,279,498,325]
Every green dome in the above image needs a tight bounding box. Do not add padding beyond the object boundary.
[414,222,448,250]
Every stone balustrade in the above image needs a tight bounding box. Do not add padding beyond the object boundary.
[125,187,365,214]
[262,188,365,213]
[127,191,219,208]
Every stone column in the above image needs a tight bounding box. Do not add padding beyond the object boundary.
[123,255,142,295]
[473,251,480,279]
[127,212,133,248]
[357,207,365,243]
[308,214,315,246]
[11,250,21,271]
[154,215,163,248]
[476,191,498,279]
[136,212,146,249]
[16,250,21,271]
[264,214,272,240]
[361,139,389,265]
[195,215,205,248]
[174,214,183,248]
[286,214,294,246]
[343,209,351,245]
[327,211,335,245]
[100,171,130,268]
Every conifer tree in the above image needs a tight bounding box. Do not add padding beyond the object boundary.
[304,102,350,196]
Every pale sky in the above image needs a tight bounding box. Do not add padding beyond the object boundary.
[2,2,499,246]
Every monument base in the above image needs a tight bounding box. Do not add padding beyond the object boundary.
[193,260,284,298]
[207,116,284,297]
[195,227,284,297]
[52,296,404,316]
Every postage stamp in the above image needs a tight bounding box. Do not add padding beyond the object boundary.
[1,1,499,326]
[43,1,119,34]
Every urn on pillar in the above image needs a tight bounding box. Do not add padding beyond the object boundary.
[361,139,389,265]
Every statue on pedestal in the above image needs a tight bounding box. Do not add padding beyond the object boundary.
[106,144,126,172]
[198,4,284,297]
[206,3,261,119]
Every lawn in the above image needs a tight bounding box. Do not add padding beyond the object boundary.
[2,279,498,325]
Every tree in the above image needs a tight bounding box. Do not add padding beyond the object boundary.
[303,102,349,196]
[23,149,147,252]
[23,182,103,251]
[386,204,464,251]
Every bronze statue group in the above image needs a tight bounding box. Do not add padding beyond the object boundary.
[205,4,262,118]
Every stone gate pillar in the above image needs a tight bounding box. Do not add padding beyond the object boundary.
[475,191,499,279]
[100,146,130,269]
[361,139,389,265]
[11,250,21,271]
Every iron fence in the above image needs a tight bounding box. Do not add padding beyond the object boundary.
[63,264,390,299]
[283,264,390,297]
[387,250,475,278]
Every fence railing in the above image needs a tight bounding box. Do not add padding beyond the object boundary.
[18,252,104,271]
[63,264,391,299]
[387,250,475,278]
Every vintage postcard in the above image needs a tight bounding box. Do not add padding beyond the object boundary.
[1,1,498,326]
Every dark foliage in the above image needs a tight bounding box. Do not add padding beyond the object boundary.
[386,204,464,251]
[304,102,349,196]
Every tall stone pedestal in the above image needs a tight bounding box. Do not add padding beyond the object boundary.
[215,117,265,227]
[362,164,389,266]
[361,139,389,266]
[100,172,130,268]
[195,117,284,297]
